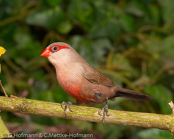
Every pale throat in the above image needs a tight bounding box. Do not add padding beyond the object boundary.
[49,49,84,86]
[53,58,83,86]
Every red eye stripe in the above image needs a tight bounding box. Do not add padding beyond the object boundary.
[48,45,69,52]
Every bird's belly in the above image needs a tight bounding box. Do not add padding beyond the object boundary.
[57,70,90,103]
[62,83,82,100]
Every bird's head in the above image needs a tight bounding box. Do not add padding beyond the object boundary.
[41,42,72,65]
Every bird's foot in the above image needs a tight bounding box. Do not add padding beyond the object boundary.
[61,101,73,118]
[98,103,110,125]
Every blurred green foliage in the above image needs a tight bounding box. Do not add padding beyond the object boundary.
[0,0,174,138]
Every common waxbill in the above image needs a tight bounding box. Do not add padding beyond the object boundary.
[41,42,153,123]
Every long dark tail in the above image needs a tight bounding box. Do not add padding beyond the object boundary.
[115,87,153,101]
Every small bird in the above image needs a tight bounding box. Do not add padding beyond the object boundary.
[41,42,153,124]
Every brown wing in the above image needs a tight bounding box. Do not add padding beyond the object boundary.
[84,66,115,87]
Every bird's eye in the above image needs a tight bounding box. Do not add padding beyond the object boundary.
[51,46,58,52]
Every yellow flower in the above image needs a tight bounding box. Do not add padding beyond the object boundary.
[0,46,6,57]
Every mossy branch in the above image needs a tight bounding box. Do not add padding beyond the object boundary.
[0,96,173,134]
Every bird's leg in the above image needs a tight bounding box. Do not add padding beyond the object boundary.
[98,100,110,125]
[61,101,73,118]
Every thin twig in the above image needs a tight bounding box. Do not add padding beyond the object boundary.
[169,101,174,114]
[0,81,8,97]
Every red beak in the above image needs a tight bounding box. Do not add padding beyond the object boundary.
[41,48,50,57]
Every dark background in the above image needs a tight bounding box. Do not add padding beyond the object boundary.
[0,0,174,138]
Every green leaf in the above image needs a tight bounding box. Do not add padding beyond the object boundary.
[46,0,62,7]
[69,35,112,66]
[37,90,54,102]
[89,18,122,41]
[0,116,10,138]
[26,7,64,29]
[157,0,174,22]
[88,2,122,40]
[144,85,173,114]
[14,28,32,46]
[161,35,174,59]
[103,124,126,139]
[52,86,69,102]
[56,20,73,34]
[67,0,95,30]
[120,15,135,32]
[138,128,173,139]
[111,53,137,78]
[149,4,161,26]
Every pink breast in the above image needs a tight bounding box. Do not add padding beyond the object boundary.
[58,72,87,103]
[57,69,96,103]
